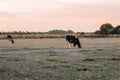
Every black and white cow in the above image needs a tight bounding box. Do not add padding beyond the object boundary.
[7,35,14,44]
[66,35,81,48]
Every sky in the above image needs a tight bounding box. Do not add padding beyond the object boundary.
[0,0,120,32]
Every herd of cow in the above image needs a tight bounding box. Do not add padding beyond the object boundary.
[7,35,81,48]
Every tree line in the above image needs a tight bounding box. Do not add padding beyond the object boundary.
[0,23,120,35]
[95,23,120,35]
[0,30,74,34]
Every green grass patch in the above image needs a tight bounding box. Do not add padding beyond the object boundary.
[109,58,120,61]
[82,57,120,62]
[23,47,40,50]
[59,60,68,63]
[6,57,25,61]
[0,56,7,59]
[0,67,11,73]
[96,49,103,51]
[80,50,89,52]
[1,49,19,52]
[46,58,58,62]
[0,67,30,78]
[0,56,24,62]
[48,51,58,56]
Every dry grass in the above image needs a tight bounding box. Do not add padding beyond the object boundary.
[0,38,120,80]
[0,33,120,39]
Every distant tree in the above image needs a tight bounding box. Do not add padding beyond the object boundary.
[118,27,120,34]
[94,30,100,34]
[108,25,120,34]
[46,29,74,34]
[67,30,74,34]
[80,32,85,36]
[100,23,113,34]
[26,31,30,34]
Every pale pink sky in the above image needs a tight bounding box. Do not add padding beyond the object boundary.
[0,0,120,32]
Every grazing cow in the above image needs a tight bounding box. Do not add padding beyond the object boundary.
[7,35,14,44]
[66,35,81,48]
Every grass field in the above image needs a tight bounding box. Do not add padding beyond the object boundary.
[0,38,120,80]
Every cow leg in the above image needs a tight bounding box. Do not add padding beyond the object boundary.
[78,43,81,48]
[11,39,14,44]
[73,43,76,47]
[68,43,71,48]
[9,39,14,44]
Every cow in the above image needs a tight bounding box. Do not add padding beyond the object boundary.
[66,35,81,48]
[7,35,14,44]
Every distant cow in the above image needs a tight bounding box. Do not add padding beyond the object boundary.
[7,35,14,44]
[66,35,81,48]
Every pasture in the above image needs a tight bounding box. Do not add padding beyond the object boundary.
[0,38,120,80]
